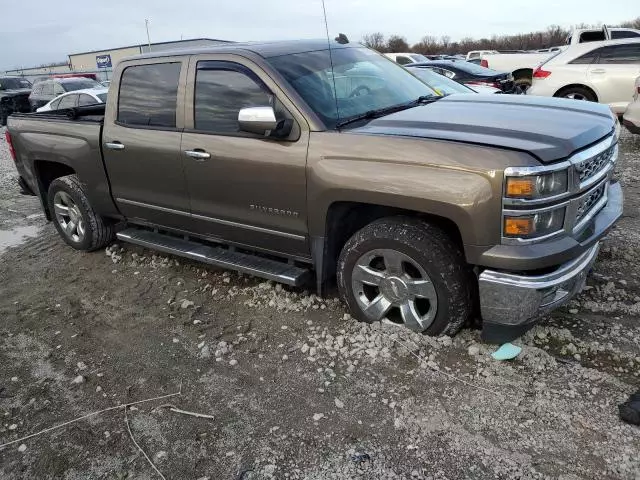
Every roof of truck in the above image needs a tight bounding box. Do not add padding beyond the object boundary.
[126,39,356,61]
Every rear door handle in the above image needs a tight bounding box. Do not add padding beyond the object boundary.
[105,141,125,150]
[184,149,211,161]
[591,69,606,74]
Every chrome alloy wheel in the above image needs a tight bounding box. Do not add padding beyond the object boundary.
[351,248,438,332]
[53,191,86,243]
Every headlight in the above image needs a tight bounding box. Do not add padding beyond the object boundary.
[504,207,565,239]
[505,170,568,199]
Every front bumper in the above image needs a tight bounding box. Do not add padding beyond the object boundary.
[478,181,623,343]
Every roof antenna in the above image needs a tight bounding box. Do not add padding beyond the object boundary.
[321,0,340,127]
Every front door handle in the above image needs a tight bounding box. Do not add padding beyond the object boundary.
[591,69,606,74]
[105,141,125,150]
[184,149,211,161]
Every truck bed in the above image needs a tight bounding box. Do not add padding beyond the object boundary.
[7,104,120,220]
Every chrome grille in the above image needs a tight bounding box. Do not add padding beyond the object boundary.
[576,184,605,222]
[575,145,615,183]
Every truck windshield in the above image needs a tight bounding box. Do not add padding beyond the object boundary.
[268,47,437,129]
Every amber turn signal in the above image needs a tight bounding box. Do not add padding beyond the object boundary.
[504,217,534,236]
[506,177,535,197]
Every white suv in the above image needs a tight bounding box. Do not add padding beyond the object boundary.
[527,39,640,114]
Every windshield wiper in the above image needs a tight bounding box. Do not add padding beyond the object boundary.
[335,95,442,129]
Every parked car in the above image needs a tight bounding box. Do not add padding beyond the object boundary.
[479,51,559,92]
[0,76,32,125]
[409,60,516,93]
[28,77,99,111]
[384,53,430,65]
[466,50,499,61]
[567,26,640,45]
[406,65,501,94]
[6,39,623,343]
[623,76,640,134]
[527,39,640,114]
[36,88,108,112]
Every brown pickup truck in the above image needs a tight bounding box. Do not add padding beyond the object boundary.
[5,39,623,342]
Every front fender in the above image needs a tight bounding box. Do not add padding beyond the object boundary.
[307,132,537,248]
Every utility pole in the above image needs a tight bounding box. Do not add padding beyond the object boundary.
[145,19,151,50]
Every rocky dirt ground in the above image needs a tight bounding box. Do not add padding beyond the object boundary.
[0,126,639,480]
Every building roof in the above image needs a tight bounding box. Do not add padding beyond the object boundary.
[128,38,355,61]
[68,38,233,57]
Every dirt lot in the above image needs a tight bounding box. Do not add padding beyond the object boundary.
[0,126,639,480]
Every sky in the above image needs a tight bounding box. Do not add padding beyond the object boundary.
[1,0,637,70]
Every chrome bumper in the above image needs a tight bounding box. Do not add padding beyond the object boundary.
[479,242,600,327]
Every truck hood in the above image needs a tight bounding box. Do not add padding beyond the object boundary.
[350,94,615,163]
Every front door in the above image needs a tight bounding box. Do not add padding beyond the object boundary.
[102,57,191,229]
[180,57,310,258]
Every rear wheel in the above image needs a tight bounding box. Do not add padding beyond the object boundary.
[337,217,474,336]
[47,174,115,251]
[556,86,597,102]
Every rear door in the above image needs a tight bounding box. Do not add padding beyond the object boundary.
[180,56,310,257]
[102,57,191,229]
[588,43,640,111]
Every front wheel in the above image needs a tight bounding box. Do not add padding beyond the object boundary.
[337,217,474,337]
[47,174,115,251]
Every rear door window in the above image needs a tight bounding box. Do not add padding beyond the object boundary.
[597,44,640,64]
[42,83,54,96]
[118,62,181,128]
[58,94,78,109]
[570,50,599,64]
[78,94,97,106]
[194,62,272,134]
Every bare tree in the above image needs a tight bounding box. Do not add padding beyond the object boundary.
[362,16,640,56]
[386,35,410,52]
[362,32,386,52]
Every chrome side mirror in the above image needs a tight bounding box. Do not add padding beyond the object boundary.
[238,106,278,135]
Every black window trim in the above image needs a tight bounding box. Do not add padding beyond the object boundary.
[116,61,182,131]
[187,60,292,139]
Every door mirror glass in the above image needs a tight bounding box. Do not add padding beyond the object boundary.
[238,106,279,135]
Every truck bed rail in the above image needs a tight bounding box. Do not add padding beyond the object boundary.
[10,104,105,123]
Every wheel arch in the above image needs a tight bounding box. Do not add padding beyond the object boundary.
[312,201,466,294]
[33,160,76,220]
[553,84,599,102]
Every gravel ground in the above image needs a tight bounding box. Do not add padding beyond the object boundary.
[0,126,639,480]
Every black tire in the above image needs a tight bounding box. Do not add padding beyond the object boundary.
[47,174,115,251]
[555,86,597,102]
[337,217,474,337]
[514,78,531,94]
[0,109,8,127]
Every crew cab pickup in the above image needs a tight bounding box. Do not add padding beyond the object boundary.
[5,39,624,342]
